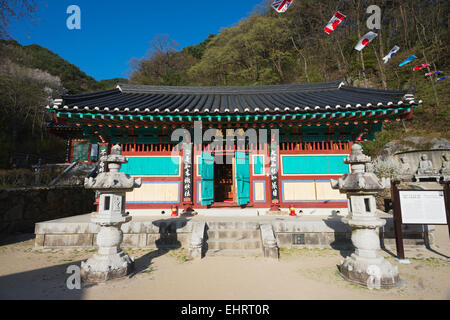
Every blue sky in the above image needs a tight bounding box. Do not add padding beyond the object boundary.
[8,0,264,81]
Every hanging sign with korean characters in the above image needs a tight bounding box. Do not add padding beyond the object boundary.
[270,142,280,203]
[182,144,193,203]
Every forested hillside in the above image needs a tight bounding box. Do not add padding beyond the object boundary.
[0,39,127,93]
[130,0,450,155]
[0,39,127,168]
[0,0,448,170]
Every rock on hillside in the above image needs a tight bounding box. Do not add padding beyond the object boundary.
[378,136,450,160]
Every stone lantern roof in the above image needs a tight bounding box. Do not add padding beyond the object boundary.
[331,144,384,192]
[84,145,141,192]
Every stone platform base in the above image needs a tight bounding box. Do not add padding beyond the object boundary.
[34,213,434,252]
[80,251,135,283]
[338,255,401,289]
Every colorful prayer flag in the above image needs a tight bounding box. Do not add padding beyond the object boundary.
[425,71,443,77]
[272,0,294,13]
[436,75,449,82]
[399,55,417,67]
[324,12,346,34]
[413,64,431,71]
[383,46,400,64]
[354,32,378,51]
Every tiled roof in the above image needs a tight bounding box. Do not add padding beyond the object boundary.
[46,121,81,130]
[48,80,421,115]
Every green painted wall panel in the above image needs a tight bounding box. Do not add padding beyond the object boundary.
[236,152,250,205]
[201,153,214,205]
[282,156,349,175]
[253,155,264,175]
[120,157,180,176]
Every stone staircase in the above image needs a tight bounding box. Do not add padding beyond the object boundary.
[49,162,98,186]
[204,221,263,257]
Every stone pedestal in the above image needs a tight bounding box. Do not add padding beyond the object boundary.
[331,144,401,289]
[81,145,141,283]
[81,215,134,282]
[339,215,400,289]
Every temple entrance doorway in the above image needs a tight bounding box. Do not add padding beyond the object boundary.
[214,162,235,203]
[200,151,250,207]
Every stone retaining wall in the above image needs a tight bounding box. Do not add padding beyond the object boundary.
[35,217,432,249]
[35,218,192,249]
[1,186,95,237]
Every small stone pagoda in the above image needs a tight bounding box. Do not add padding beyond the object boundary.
[81,144,142,283]
[331,144,400,289]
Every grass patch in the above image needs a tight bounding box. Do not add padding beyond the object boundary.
[167,248,189,263]
[141,266,155,274]
[409,257,449,268]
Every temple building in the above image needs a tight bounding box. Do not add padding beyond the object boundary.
[46,80,421,214]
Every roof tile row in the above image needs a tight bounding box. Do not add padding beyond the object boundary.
[49,81,420,115]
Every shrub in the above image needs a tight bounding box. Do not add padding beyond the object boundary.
[0,169,35,188]
[372,157,402,181]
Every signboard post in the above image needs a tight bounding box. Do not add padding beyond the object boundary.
[391,181,450,263]
[444,182,450,259]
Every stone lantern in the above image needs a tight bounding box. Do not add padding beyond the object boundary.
[331,144,400,289]
[81,144,142,283]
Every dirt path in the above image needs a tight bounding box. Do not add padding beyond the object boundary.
[0,226,449,300]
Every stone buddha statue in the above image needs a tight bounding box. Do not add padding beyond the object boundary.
[417,154,438,174]
[399,157,411,174]
[418,154,437,174]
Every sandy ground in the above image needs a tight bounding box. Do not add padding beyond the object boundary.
[0,226,449,300]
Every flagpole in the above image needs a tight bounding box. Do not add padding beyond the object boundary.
[354,0,368,88]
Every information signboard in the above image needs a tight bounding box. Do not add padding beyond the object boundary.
[399,190,447,224]
[391,181,450,261]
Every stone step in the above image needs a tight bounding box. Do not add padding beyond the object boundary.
[206,221,260,231]
[205,249,263,257]
[206,238,262,250]
[206,230,261,240]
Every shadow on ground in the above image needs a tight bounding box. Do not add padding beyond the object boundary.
[322,216,354,258]
[0,217,192,300]
[0,246,174,300]
[0,259,88,300]
[0,233,35,246]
